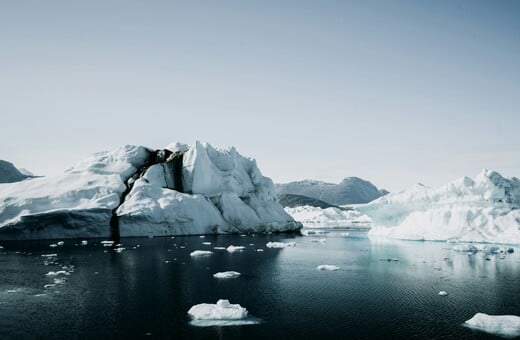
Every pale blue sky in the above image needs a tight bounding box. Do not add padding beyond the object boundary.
[1,0,519,191]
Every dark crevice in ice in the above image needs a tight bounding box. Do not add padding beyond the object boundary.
[109,149,185,242]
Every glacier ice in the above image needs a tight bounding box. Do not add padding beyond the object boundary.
[0,141,301,240]
[362,170,520,244]
[463,313,520,338]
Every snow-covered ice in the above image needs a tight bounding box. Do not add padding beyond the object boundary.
[266,241,296,248]
[363,170,520,244]
[317,265,340,271]
[463,313,520,338]
[190,250,213,257]
[188,299,258,327]
[213,271,241,279]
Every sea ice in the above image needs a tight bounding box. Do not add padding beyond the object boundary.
[45,271,70,276]
[190,250,213,257]
[213,271,241,279]
[463,313,520,338]
[438,291,448,296]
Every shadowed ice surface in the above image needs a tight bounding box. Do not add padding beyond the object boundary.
[0,231,519,339]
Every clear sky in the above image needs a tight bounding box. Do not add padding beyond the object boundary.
[1,0,519,192]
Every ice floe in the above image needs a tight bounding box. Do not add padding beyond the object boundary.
[266,241,296,248]
[317,265,340,271]
[226,245,245,253]
[188,299,259,327]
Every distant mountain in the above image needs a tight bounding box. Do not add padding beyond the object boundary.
[278,193,350,210]
[0,160,30,183]
[275,177,388,205]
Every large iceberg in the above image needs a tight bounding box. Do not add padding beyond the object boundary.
[0,142,301,240]
[361,170,520,244]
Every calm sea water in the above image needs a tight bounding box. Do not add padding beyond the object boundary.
[0,231,519,339]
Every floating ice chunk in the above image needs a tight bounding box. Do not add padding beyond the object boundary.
[226,245,245,253]
[101,240,114,247]
[49,244,57,248]
[190,250,214,257]
[199,235,205,238]
[301,229,329,236]
[57,241,64,246]
[114,247,125,253]
[0,245,3,249]
[41,254,57,257]
[81,240,88,245]
[53,278,66,284]
[438,291,448,296]
[379,257,399,262]
[213,271,241,279]
[188,299,259,326]
[309,238,326,243]
[202,242,211,245]
[463,313,520,338]
[317,265,340,271]
[213,247,226,250]
[266,242,296,248]
[256,249,264,252]
[45,271,70,276]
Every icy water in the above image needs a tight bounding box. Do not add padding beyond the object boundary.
[0,231,519,339]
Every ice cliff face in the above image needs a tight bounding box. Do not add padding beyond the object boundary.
[0,142,301,240]
[361,170,520,244]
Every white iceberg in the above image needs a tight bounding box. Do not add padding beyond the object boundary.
[190,250,213,257]
[362,170,520,244]
[317,265,340,271]
[438,291,448,296]
[463,313,520,338]
[0,142,301,240]
[187,299,259,327]
[266,241,296,248]
[213,271,241,279]
[285,205,371,227]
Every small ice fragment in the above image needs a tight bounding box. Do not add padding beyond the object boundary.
[199,235,205,238]
[45,271,70,276]
[213,247,226,250]
[266,242,296,248]
[226,245,245,253]
[49,244,57,248]
[213,271,241,279]
[463,313,520,338]
[317,265,340,271]
[114,247,125,253]
[57,241,64,246]
[53,278,66,284]
[41,254,57,257]
[101,240,114,247]
[310,238,326,243]
[202,242,211,245]
[240,234,246,237]
[256,249,264,252]
[81,240,88,245]
[190,250,213,257]
[438,291,448,296]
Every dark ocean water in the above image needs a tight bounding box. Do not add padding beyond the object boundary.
[0,231,519,339]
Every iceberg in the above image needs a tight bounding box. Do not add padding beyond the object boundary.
[362,170,520,244]
[187,299,259,327]
[317,265,340,271]
[266,241,296,248]
[0,142,301,240]
[226,245,245,253]
[463,313,520,338]
[189,250,213,257]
